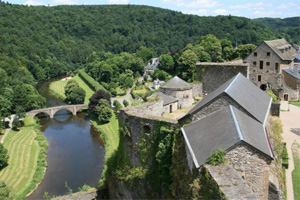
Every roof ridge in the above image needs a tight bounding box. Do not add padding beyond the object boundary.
[229,105,244,141]
[224,74,240,93]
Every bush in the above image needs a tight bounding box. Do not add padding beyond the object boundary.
[113,100,123,110]
[267,91,279,102]
[282,143,289,169]
[123,100,129,107]
[209,149,226,165]
[0,144,9,171]
[95,99,112,123]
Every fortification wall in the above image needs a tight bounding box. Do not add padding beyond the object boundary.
[226,143,273,200]
[196,62,248,93]
[192,83,203,97]
[161,88,193,109]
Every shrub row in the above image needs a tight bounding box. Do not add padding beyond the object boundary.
[78,69,109,94]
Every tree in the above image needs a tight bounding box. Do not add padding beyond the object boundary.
[113,100,123,110]
[236,44,256,59]
[177,50,199,82]
[200,34,222,62]
[0,181,10,199]
[64,80,79,97]
[67,87,86,104]
[136,47,154,64]
[159,54,174,73]
[123,100,129,107]
[12,117,22,130]
[0,96,12,120]
[88,90,111,115]
[95,99,112,123]
[0,143,9,171]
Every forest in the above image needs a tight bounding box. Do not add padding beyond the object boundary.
[0,3,299,124]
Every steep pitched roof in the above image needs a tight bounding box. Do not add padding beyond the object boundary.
[264,39,296,61]
[160,76,193,91]
[181,106,274,168]
[149,92,178,106]
[186,73,272,125]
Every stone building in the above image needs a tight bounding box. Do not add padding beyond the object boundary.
[148,92,178,115]
[152,79,165,90]
[144,57,159,75]
[244,38,297,100]
[180,73,282,199]
[282,53,300,100]
[185,73,272,126]
[160,76,193,109]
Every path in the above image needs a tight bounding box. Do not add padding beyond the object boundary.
[280,101,300,200]
[1,114,15,144]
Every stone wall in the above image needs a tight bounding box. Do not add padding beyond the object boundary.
[192,83,203,97]
[123,100,164,117]
[163,101,178,115]
[196,62,248,93]
[161,88,193,109]
[282,70,300,90]
[279,82,299,101]
[226,143,272,200]
[191,94,255,122]
[118,109,177,167]
[271,102,280,117]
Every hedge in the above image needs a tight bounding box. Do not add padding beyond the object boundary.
[78,69,109,94]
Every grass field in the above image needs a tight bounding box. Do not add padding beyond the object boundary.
[49,75,95,104]
[90,112,119,188]
[0,117,48,199]
[290,101,300,107]
[292,141,300,200]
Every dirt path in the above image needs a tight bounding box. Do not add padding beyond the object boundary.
[280,101,300,200]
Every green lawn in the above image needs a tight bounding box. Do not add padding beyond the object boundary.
[292,141,300,200]
[49,75,95,104]
[90,112,119,188]
[0,118,48,199]
[290,101,300,107]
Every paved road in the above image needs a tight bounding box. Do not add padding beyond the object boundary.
[1,114,15,144]
[280,101,300,200]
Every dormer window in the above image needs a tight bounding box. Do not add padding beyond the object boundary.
[254,52,257,56]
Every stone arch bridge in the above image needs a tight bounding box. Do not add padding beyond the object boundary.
[26,104,88,118]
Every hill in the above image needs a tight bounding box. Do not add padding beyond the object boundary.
[253,17,300,45]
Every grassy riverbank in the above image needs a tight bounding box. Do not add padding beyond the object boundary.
[49,75,94,104]
[90,112,119,188]
[0,117,48,199]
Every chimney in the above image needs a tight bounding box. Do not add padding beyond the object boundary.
[294,63,299,76]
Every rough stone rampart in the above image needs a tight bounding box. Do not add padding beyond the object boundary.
[196,62,248,93]
[192,83,203,97]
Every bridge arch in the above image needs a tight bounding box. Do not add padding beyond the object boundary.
[30,111,51,118]
[52,107,75,117]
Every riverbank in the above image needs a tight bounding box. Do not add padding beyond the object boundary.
[90,112,119,188]
[0,117,48,199]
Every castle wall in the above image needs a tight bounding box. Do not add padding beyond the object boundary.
[196,63,248,94]
[192,83,203,97]
[226,143,272,200]
[282,70,300,90]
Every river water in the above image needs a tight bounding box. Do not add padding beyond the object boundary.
[27,80,105,199]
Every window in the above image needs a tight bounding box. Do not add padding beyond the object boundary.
[275,63,279,71]
[260,61,263,69]
[254,52,257,56]
[266,62,270,66]
[253,61,257,66]
[267,52,271,56]
[257,75,262,82]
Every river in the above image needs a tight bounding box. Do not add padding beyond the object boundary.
[27,79,105,199]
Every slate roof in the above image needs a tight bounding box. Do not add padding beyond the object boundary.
[186,73,272,125]
[181,106,274,168]
[149,92,178,106]
[294,53,300,63]
[160,76,193,91]
[264,39,296,61]
[282,68,300,81]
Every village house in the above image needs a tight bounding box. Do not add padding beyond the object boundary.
[144,57,159,75]
[244,38,298,100]
[282,53,300,98]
